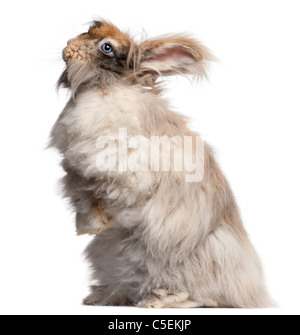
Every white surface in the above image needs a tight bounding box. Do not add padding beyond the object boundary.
[0,0,299,315]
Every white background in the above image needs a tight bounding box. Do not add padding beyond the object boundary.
[0,0,299,315]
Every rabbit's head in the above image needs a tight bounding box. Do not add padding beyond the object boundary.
[58,20,214,96]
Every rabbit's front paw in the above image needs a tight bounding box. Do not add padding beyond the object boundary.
[76,205,114,236]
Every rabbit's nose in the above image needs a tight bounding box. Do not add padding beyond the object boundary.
[67,39,81,48]
[63,43,86,62]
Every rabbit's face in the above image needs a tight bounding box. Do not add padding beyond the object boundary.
[58,21,138,96]
[63,21,133,73]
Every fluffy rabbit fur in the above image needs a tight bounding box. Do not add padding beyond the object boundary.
[50,20,272,308]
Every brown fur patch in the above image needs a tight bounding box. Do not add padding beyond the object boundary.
[88,21,130,46]
[90,200,113,226]
[77,200,114,236]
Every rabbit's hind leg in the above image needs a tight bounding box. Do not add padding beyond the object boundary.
[137,289,206,308]
[83,286,106,306]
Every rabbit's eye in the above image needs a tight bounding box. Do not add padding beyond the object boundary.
[99,43,114,57]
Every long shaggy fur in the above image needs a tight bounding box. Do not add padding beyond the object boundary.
[50,20,273,308]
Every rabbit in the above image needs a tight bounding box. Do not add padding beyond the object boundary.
[50,20,273,308]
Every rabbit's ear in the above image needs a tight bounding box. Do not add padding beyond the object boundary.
[139,35,214,78]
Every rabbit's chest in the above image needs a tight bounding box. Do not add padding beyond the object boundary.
[63,88,143,143]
